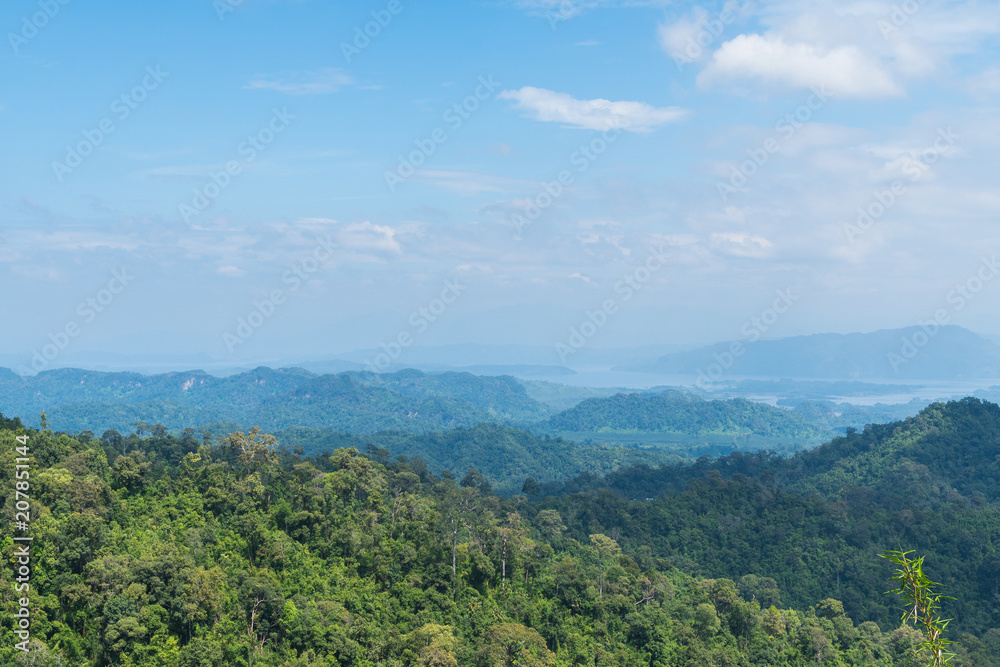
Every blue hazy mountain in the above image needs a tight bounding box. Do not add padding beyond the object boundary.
[0,367,552,434]
[622,325,1000,379]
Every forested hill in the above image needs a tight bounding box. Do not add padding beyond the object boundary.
[271,423,684,495]
[0,367,551,434]
[3,413,999,666]
[535,389,830,440]
[533,397,1000,641]
[570,396,1000,502]
[783,397,1000,500]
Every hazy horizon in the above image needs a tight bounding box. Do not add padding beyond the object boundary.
[5,322,1000,378]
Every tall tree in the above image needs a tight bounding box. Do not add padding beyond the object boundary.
[589,533,620,599]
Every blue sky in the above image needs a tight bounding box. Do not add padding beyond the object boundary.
[2,0,1000,370]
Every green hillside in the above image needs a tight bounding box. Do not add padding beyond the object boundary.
[535,390,832,455]
[535,397,1000,641]
[789,399,932,434]
[4,411,997,666]
[286,424,684,495]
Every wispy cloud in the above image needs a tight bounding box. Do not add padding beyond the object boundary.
[140,165,216,181]
[413,170,520,195]
[338,221,402,255]
[245,68,354,95]
[217,265,246,277]
[511,0,669,19]
[658,6,713,64]
[499,87,688,132]
[966,66,1000,98]
[709,232,774,259]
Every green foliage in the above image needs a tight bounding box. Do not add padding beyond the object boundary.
[478,623,554,667]
[302,423,683,495]
[879,550,955,666]
[536,389,831,444]
[532,397,1000,643]
[2,397,1000,666]
[694,603,721,636]
[791,398,931,433]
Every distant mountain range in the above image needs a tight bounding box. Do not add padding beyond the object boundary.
[0,365,856,456]
[0,367,551,435]
[0,340,686,377]
[620,325,1000,379]
[0,362,961,462]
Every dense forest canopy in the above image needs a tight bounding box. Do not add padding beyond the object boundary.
[2,397,1000,665]
[535,390,825,439]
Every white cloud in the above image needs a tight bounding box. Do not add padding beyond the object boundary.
[338,221,401,254]
[656,234,701,248]
[245,68,354,95]
[499,87,688,132]
[709,232,774,258]
[698,34,903,98]
[680,1,1000,99]
[860,134,960,184]
[890,41,937,78]
[217,265,245,277]
[577,217,624,230]
[454,263,494,274]
[17,230,143,253]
